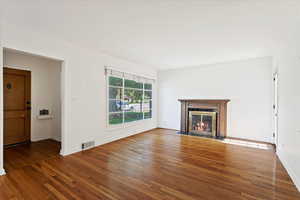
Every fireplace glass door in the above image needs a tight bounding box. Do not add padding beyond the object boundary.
[189,111,217,137]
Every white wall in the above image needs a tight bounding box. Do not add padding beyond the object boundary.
[158,57,273,143]
[274,54,300,191]
[3,50,62,142]
[0,21,157,167]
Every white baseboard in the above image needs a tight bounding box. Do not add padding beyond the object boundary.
[31,136,51,142]
[51,136,61,142]
[31,136,61,142]
[277,151,300,192]
[60,147,79,156]
[60,125,157,156]
[0,168,6,176]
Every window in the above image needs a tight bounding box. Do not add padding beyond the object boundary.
[107,69,153,126]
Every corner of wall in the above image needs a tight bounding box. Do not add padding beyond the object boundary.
[277,150,300,192]
[60,149,71,156]
[0,40,4,177]
[59,144,82,156]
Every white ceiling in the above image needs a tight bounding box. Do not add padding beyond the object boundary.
[3,0,300,70]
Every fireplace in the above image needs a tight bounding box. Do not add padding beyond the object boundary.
[179,99,230,138]
[189,110,217,137]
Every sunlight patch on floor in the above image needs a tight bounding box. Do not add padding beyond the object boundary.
[222,138,272,150]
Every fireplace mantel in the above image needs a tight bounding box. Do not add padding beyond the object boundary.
[178,99,230,103]
[179,99,230,138]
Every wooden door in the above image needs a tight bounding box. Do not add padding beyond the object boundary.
[3,68,31,145]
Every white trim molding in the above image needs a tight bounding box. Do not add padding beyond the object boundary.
[0,168,6,176]
[277,150,300,192]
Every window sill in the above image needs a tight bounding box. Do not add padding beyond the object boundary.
[106,118,152,132]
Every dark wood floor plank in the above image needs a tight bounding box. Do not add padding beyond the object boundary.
[0,129,299,200]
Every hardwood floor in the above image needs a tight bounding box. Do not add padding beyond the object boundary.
[4,139,61,172]
[0,129,299,200]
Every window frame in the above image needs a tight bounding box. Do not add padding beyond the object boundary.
[143,84,152,119]
[107,74,153,128]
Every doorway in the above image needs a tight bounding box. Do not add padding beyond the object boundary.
[3,48,63,172]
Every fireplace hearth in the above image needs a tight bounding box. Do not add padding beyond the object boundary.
[178,99,230,139]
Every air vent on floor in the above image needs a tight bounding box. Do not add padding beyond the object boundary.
[82,141,95,150]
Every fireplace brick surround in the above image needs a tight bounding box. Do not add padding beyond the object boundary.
[179,99,230,138]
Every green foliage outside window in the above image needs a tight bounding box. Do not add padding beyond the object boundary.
[125,79,143,89]
[125,112,143,122]
[109,87,122,99]
[144,91,152,99]
[109,113,123,125]
[144,83,152,90]
[109,77,123,87]
[108,76,152,125]
[144,111,152,119]
[124,89,143,103]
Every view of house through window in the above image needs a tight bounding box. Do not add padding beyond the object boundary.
[108,71,153,125]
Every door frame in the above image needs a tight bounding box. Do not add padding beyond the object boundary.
[273,71,279,148]
[1,48,68,175]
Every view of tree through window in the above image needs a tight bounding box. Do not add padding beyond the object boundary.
[108,76,152,125]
